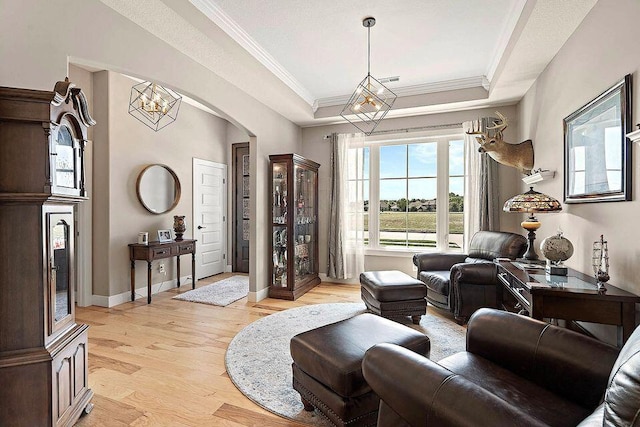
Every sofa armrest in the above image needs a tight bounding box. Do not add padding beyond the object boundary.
[412,253,467,273]
[450,262,497,285]
[362,343,548,427]
[467,308,620,408]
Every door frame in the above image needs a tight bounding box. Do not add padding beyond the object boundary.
[192,157,227,279]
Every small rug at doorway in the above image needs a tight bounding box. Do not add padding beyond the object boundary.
[173,275,249,307]
[225,303,466,426]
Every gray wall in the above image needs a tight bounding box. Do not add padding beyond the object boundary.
[91,71,228,298]
[301,106,523,279]
[1,0,302,301]
[516,0,640,343]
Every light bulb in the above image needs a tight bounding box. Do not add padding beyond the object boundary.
[375,104,381,110]
[353,104,361,111]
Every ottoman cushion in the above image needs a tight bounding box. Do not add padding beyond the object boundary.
[290,313,430,398]
[360,270,426,302]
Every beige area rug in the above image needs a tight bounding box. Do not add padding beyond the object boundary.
[173,275,249,306]
[225,303,466,426]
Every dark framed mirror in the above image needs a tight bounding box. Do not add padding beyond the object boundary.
[564,74,632,203]
[136,164,181,214]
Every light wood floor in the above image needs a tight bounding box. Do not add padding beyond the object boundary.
[75,274,366,426]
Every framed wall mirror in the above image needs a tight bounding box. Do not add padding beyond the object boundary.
[136,164,181,214]
[564,74,632,203]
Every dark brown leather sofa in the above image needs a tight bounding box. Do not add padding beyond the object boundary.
[412,231,526,323]
[362,308,640,427]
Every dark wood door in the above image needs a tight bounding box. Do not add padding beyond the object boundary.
[232,143,250,273]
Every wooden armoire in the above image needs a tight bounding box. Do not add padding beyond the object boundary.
[0,79,95,426]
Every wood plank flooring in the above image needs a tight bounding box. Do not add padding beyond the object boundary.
[75,274,365,426]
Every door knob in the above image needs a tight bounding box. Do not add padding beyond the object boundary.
[198,225,206,229]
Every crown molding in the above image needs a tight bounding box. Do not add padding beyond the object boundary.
[486,0,528,82]
[316,75,490,109]
[190,0,316,107]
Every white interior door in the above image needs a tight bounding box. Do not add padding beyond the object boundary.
[193,158,227,279]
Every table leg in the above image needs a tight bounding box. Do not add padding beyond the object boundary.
[621,302,635,346]
[177,255,181,288]
[147,261,152,304]
[130,260,136,301]
[192,252,196,289]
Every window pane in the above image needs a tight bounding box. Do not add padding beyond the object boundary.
[379,179,407,247]
[408,143,436,177]
[380,145,407,178]
[449,140,465,176]
[449,177,464,252]
[407,178,436,248]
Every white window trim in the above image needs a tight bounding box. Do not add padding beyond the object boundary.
[362,129,464,254]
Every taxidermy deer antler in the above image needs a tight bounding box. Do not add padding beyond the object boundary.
[466,112,534,175]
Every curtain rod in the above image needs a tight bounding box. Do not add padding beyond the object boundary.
[323,122,463,139]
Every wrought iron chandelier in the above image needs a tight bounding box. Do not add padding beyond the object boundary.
[128,81,182,131]
[340,17,397,135]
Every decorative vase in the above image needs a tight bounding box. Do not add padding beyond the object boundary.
[173,215,186,241]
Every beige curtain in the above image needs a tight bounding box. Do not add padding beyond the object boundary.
[328,132,366,279]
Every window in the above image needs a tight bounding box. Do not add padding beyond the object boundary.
[354,130,465,252]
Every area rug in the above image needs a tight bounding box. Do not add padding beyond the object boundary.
[173,275,249,306]
[225,303,466,426]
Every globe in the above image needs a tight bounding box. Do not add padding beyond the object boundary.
[540,231,574,263]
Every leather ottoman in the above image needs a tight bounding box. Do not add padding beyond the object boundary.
[290,313,430,427]
[360,270,427,324]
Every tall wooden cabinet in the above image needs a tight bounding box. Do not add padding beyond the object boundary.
[269,154,320,300]
[0,80,95,426]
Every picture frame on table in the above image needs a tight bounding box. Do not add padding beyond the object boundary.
[564,74,632,203]
[157,229,173,242]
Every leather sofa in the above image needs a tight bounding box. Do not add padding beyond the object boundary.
[412,231,526,323]
[362,308,639,427]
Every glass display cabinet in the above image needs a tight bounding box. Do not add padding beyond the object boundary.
[269,154,320,300]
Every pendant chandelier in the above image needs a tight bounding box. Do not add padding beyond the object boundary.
[340,17,397,135]
[128,81,182,131]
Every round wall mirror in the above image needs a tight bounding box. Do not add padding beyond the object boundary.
[136,164,181,214]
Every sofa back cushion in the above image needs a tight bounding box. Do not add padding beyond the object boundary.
[603,325,640,426]
[467,231,527,261]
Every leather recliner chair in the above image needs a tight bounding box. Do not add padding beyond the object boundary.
[363,308,638,427]
[412,231,526,323]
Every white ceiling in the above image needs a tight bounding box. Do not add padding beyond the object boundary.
[100,0,598,127]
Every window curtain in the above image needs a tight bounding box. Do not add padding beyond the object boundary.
[462,118,500,251]
[328,132,366,279]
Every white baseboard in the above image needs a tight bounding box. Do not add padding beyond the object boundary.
[319,273,359,285]
[248,286,270,303]
[225,264,233,272]
[91,275,193,308]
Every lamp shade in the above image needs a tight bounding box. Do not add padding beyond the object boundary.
[503,187,562,214]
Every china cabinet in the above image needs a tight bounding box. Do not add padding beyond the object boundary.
[269,154,320,300]
[0,79,95,426]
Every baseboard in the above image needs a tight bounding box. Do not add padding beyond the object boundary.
[319,273,359,285]
[225,264,233,272]
[91,275,193,308]
[248,286,270,303]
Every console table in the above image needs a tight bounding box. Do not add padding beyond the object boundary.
[129,239,197,304]
[496,260,640,346]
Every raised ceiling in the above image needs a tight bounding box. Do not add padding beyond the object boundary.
[100,0,598,127]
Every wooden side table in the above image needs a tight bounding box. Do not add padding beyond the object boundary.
[129,239,197,304]
[496,260,640,346]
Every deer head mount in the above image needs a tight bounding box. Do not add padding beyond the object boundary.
[467,111,534,175]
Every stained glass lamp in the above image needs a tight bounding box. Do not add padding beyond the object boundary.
[503,187,562,261]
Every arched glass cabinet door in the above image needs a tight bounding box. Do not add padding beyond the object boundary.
[46,207,75,336]
[52,120,86,197]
